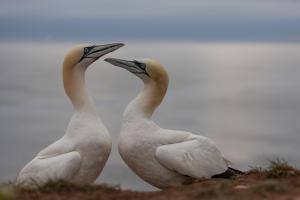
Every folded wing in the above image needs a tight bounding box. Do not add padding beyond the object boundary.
[16,151,81,187]
[155,135,228,178]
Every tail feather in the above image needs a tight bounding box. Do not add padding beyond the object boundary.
[228,167,244,175]
[212,167,244,179]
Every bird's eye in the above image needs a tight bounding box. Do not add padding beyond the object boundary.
[139,63,146,70]
[133,60,146,70]
[84,46,95,55]
[133,60,149,77]
[139,63,147,70]
[84,47,89,54]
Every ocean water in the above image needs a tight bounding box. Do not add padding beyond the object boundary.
[0,42,299,191]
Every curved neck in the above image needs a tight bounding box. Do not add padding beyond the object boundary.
[63,65,95,113]
[124,78,168,120]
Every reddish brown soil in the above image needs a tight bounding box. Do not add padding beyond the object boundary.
[17,168,300,200]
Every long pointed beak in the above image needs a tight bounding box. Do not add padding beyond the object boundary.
[79,43,124,63]
[104,58,136,69]
[89,43,124,56]
[104,57,149,76]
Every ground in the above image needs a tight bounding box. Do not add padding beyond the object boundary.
[1,160,300,200]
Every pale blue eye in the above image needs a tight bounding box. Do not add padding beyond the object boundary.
[84,47,89,54]
[133,61,146,70]
[84,46,96,55]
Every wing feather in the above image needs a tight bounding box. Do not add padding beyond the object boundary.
[155,135,228,178]
[16,151,82,187]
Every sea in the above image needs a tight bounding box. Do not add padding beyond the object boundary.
[0,42,299,191]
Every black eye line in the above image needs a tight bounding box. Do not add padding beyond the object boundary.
[79,45,120,63]
[134,61,149,77]
[84,45,96,54]
[80,45,111,62]
[79,45,96,63]
[133,60,146,70]
[129,60,150,77]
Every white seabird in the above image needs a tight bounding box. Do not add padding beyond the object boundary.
[105,57,243,189]
[16,43,124,187]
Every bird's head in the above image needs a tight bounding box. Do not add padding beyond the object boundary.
[63,43,124,69]
[104,58,169,84]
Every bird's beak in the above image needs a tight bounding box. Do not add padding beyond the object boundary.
[104,57,149,76]
[79,43,124,63]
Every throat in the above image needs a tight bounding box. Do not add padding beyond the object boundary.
[124,80,168,120]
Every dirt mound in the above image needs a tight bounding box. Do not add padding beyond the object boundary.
[2,160,300,200]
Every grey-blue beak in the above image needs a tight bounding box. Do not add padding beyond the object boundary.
[104,57,149,76]
[79,43,124,63]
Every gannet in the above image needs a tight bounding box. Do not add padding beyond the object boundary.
[16,43,124,187]
[105,57,243,189]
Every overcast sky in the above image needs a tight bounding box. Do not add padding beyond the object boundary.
[0,0,300,41]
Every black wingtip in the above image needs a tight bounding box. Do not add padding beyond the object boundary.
[212,167,244,179]
[228,167,245,175]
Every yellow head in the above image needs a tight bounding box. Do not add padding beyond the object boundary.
[62,43,124,108]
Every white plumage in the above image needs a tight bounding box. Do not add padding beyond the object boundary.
[105,58,234,189]
[16,43,124,187]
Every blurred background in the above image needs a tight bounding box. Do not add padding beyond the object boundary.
[0,0,300,191]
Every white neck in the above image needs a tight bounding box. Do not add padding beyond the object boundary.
[124,79,168,120]
[63,65,96,114]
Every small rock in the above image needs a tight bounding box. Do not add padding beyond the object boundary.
[235,185,249,190]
